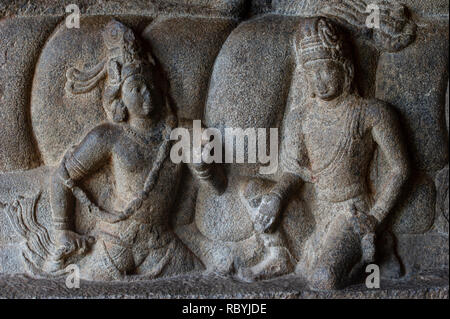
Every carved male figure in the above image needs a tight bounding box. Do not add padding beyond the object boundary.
[252,18,409,289]
[50,20,202,280]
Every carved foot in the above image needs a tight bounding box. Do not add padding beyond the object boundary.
[236,246,294,282]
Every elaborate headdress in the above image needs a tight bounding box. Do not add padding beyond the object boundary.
[65,20,154,121]
[298,18,348,66]
[297,18,355,95]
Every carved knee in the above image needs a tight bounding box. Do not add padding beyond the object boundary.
[309,266,341,290]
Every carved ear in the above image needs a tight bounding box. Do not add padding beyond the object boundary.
[111,99,128,122]
[107,60,122,85]
[343,60,354,92]
[306,73,316,99]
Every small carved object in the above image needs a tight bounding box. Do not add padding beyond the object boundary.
[269,17,409,289]
[2,193,59,274]
[319,0,416,52]
[50,20,203,280]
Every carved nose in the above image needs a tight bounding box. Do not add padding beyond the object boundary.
[316,81,329,93]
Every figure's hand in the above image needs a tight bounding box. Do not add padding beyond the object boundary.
[191,125,219,177]
[108,196,145,223]
[189,129,227,194]
[54,230,95,260]
[251,193,282,234]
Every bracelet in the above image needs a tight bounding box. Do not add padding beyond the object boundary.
[57,164,75,189]
[195,166,212,180]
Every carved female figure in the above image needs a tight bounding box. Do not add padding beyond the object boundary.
[50,20,203,280]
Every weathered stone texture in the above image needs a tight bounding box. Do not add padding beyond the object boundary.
[142,17,237,120]
[0,0,448,298]
[0,16,59,171]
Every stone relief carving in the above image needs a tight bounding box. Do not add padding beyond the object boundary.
[5,20,204,281]
[53,20,205,281]
[2,193,53,274]
[0,0,448,297]
[280,17,409,289]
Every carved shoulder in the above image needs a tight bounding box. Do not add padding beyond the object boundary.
[364,98,399,131]
[82,122,121,148]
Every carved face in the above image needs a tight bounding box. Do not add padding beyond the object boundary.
[304,60,347,101]
[121,75,153,118]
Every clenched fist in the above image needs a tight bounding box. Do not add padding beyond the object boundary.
[54,230,95,260]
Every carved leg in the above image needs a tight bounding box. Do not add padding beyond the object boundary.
[78,239,128,281]
[307,212,362,290]
[176,222,234,275]
[136,236,204,278]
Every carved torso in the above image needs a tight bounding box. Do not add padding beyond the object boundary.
[301,96,376,202]
[112,123,164,198]
[67,121,181,225]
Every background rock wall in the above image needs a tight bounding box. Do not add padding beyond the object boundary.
[0,0,448,279]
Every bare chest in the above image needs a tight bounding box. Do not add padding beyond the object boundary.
[111,129,166,189]
[302,109,372,171]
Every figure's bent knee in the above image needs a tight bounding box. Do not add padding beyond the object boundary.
[309,266,341,290]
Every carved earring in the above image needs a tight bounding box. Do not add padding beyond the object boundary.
[344,61,355,93]
[111,99,127,122]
